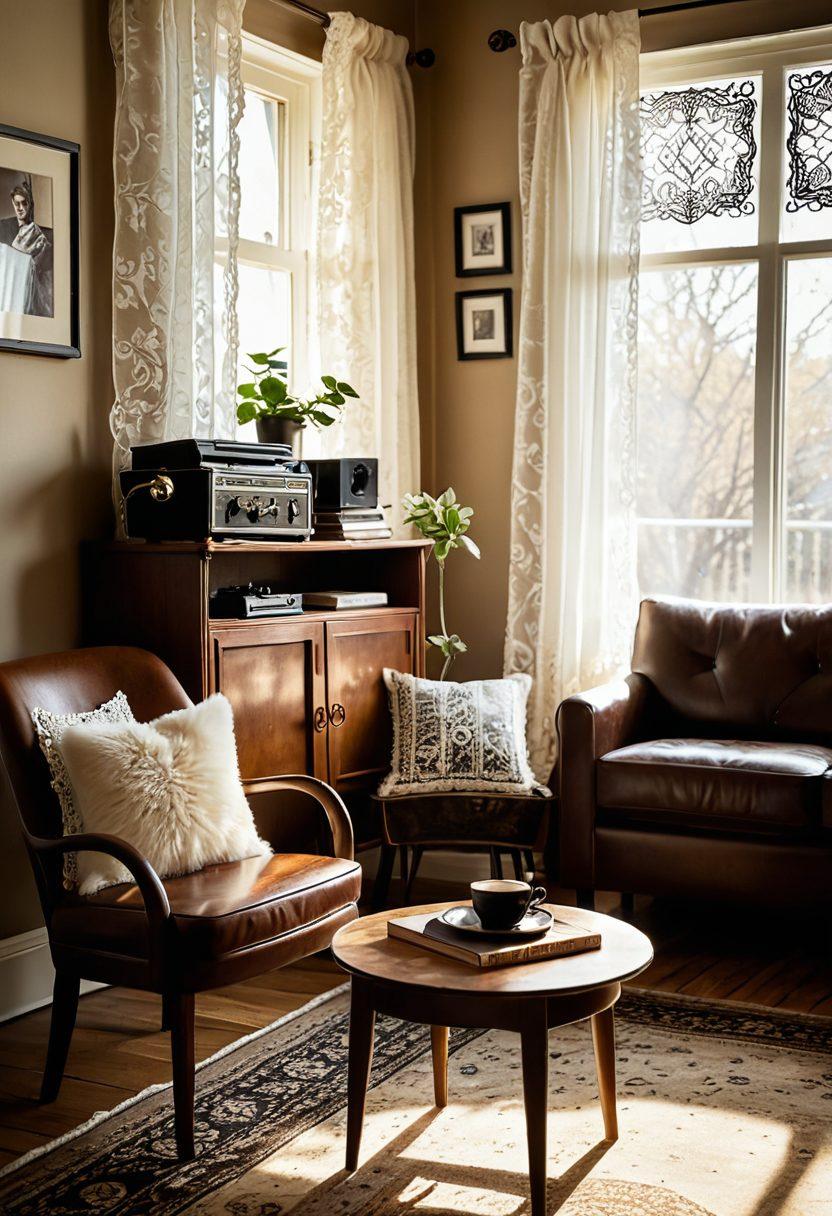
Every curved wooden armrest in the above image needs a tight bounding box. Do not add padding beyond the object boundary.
[30,831,171,927]
[245,775,354,861]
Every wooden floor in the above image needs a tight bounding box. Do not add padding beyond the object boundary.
[1,870,830,1168]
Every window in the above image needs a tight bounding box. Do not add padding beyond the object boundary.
[216,35,320,422]
[637,28,832,604]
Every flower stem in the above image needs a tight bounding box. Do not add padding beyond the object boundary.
[438,559,448,639]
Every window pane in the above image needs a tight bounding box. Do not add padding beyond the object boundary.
[640,77,761,254]
[238,89,282,246]
[637,263,757,600]
[783,256,832,601]
[782,64,832,243]
[639,522,752,600]
[236,263,291,373]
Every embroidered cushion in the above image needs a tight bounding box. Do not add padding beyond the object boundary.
[57,694,271,896]
[379,670,537,797]
[32,691,135,889]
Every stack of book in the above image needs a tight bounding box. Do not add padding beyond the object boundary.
[313,506,392,540]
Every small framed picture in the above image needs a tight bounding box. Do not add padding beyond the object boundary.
[0,124,80,358]
[456,288,513,360]
[454,202,511,277]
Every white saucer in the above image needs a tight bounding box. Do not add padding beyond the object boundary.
[440,905,553,938]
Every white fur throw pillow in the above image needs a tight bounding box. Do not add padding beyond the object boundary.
[379,670,538,797]
[58,694,270,895]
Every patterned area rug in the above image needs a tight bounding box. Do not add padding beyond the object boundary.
[0,986,830,1216]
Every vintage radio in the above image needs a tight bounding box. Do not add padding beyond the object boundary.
[210,583,303,619]
[121,439,313,542]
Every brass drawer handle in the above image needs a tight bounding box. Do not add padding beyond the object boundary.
[314,706,327,733]
[329,703,346,728]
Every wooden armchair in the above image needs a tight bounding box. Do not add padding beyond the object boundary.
[0,646,361,1159]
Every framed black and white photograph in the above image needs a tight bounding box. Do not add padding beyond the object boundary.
[456,288,513,360]
[0,124,79,358]
[454,201,511,277]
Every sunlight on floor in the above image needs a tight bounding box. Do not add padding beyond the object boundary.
[400,1175,525,1214]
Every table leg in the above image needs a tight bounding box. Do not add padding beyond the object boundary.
[345,980,376,1171]
[430,1025,449,1107]
[591,1004,618,1141]
[520,1000,549,1216]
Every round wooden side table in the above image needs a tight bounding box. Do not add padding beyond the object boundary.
[332,901,653,1216]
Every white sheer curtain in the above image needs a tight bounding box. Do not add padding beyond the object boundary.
[108,0,244,501]
[503,11,641,778]
[316,10,420,529]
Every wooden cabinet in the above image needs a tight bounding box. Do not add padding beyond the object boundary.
[210,618,327,782]
[324,612,416,788]
[83,538,429,848]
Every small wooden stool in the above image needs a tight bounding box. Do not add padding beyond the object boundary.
[371,791,553,909]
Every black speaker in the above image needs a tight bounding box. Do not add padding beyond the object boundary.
[306,458,379,511]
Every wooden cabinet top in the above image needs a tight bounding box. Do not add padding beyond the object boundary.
[91,538,433,556]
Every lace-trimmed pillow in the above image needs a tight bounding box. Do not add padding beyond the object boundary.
[379,670,538,797]
[31,691,135,889]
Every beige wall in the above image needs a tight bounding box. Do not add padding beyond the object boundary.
[413,0,832,683]
[0,0,114,938]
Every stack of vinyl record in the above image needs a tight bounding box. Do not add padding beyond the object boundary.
[312,506,392,540]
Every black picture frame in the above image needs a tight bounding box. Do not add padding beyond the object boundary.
[454,201,512,277]
[0,123,80,359]
[455,287,513,361]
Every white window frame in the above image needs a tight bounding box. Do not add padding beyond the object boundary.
[217,33,321,399]
[640,24,832,602]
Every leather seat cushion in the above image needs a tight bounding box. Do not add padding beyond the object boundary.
[597,738,832,833]
[51,853,362,962]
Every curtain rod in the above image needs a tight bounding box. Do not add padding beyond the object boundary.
[488,0,753,52]
[268,0,436,66]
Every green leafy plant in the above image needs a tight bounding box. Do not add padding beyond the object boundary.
[402,488,480,680]
[236,347,359,429]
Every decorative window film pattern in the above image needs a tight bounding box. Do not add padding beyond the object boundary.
[786,66,832,213]
[641,81,758,224]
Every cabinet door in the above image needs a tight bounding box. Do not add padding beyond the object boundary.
[325,612,417,788]
[210,620,327,782]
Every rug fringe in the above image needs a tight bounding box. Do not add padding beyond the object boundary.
[0,980,349,1184]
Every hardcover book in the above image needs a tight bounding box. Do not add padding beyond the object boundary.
[302,590,389,609]
[387,908,602,969]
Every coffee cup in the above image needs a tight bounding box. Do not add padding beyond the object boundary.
[470,879,548,931]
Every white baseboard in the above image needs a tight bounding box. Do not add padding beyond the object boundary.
[0,928,102,1024]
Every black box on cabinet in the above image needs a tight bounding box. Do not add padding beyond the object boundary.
[306,458,378,511]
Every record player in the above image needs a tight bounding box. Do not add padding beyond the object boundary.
[121,439,313,542]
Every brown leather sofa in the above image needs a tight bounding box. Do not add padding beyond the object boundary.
[0,647,361,1158]
[557,598,832,910]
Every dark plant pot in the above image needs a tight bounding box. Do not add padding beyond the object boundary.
[256,414,302,453]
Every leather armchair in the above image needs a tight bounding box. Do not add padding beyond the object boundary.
[558,598,832,910]
[0,647,361,1159]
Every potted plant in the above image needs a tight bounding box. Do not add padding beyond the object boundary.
[236,347,359,449]
[402,488,480,679]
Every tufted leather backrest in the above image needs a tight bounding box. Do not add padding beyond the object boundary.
[631,597,832,741]
[0,647,192,844]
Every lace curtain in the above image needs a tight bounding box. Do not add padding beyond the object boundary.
[503,12,642,778]
[108,0,244,505]
[315,11,420,529]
